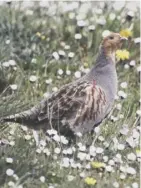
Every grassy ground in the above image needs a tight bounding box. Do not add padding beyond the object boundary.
[0,1,140,188]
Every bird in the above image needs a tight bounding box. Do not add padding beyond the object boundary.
[1,32,127,137]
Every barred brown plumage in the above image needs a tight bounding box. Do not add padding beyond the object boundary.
[1,32,127,136]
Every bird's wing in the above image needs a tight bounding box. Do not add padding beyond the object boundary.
[38,80,107,130]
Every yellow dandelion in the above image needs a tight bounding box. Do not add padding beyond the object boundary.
[116,49,130,61]
[36,32,41,37]
[120,29,132,38]
[84,177,97,186]
[91,161,105,169]
[136,149,141,157]
[41,35,46,40]
[84,62,89,68]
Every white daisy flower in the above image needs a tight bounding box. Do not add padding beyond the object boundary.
[57,69,64,75]
[126,167,136,175]
[96,147,104,154]
[6,158,13,164]
[120,173,126,179]
[66,148,73,155]
[124,64,129,69]
[58,50,66,57]
[97,16,106,25]
[68,52,75,58]
[96,8,103,14]
[127,153,136,161]
[118,90,127,99]
[62,149,67,155]
[103,156,109,162]
[52,134,60,142]
[54,147,61,154]
[105,165,113,172]
[52,87,58,92]
[132,129,140,139]
[9,60,16,66]
[79,145,86,152]
[29,75,37,82]
[64,45,70,50]
[77,152,87,161]
[52,52,59,60]
[75,33,82,40]
[69,12,75,19]
[120,82,127,89]
[40,140,46,147]
[117,144,125,151]
[74,71,81,78]
[134,37,141,44]
[77,20,86,27]
[85,163,91,169]
[108,160,115,166]
[21,126,28,131]
[94,126,100,134]
[102,30,111,38]
[89,145,96,156]
[8,181,15,187]
[6,169,14,176]
[24,135,31,140]
[120,125,129,135]
[118,114,124,119]
[9,141,15,146]
[129,60,136,67]
[79,172,86,178]
[5,39,10,44]
[114,153,123,163]
[136,110,141,117]
[43,148,51,156]
[66,70,71,75]
[127,11,134,18]
[36,148,42,154]
[31,58,37,64]
[98,136,105,142]
[116,103,122,110]
[113,182,119,188]
[88,25,95,31]
[60,136,68,145]
[47,129,57,136]
[126,137,136,148]
[67,175,75,181]
[137,65,141,72]
[120,166,127,173]
[43,93,50,99]
[45,78,52,84]
[61,157,70,168]
[40,176,45,183]
[2,61,10,67]
[132,182,139,188]
[109,13,116,20]
[75,132,82,137]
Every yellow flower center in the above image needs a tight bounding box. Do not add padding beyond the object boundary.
[91,161,105,168]
[84,177,97,185]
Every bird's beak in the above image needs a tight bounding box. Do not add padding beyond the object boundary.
[120,36,128,41]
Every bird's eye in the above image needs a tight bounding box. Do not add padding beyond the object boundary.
[109,36,114,40]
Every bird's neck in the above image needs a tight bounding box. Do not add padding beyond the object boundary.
[96,46,116,66]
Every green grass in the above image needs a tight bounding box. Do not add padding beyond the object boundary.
[0,1,140,188]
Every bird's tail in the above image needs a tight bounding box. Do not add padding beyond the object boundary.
[0,105,40,126]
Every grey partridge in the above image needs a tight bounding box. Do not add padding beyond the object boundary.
[1,33,127,136]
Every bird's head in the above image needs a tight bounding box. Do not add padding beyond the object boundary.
[101,32,127,60]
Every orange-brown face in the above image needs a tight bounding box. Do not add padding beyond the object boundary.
[101,33,127,52]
